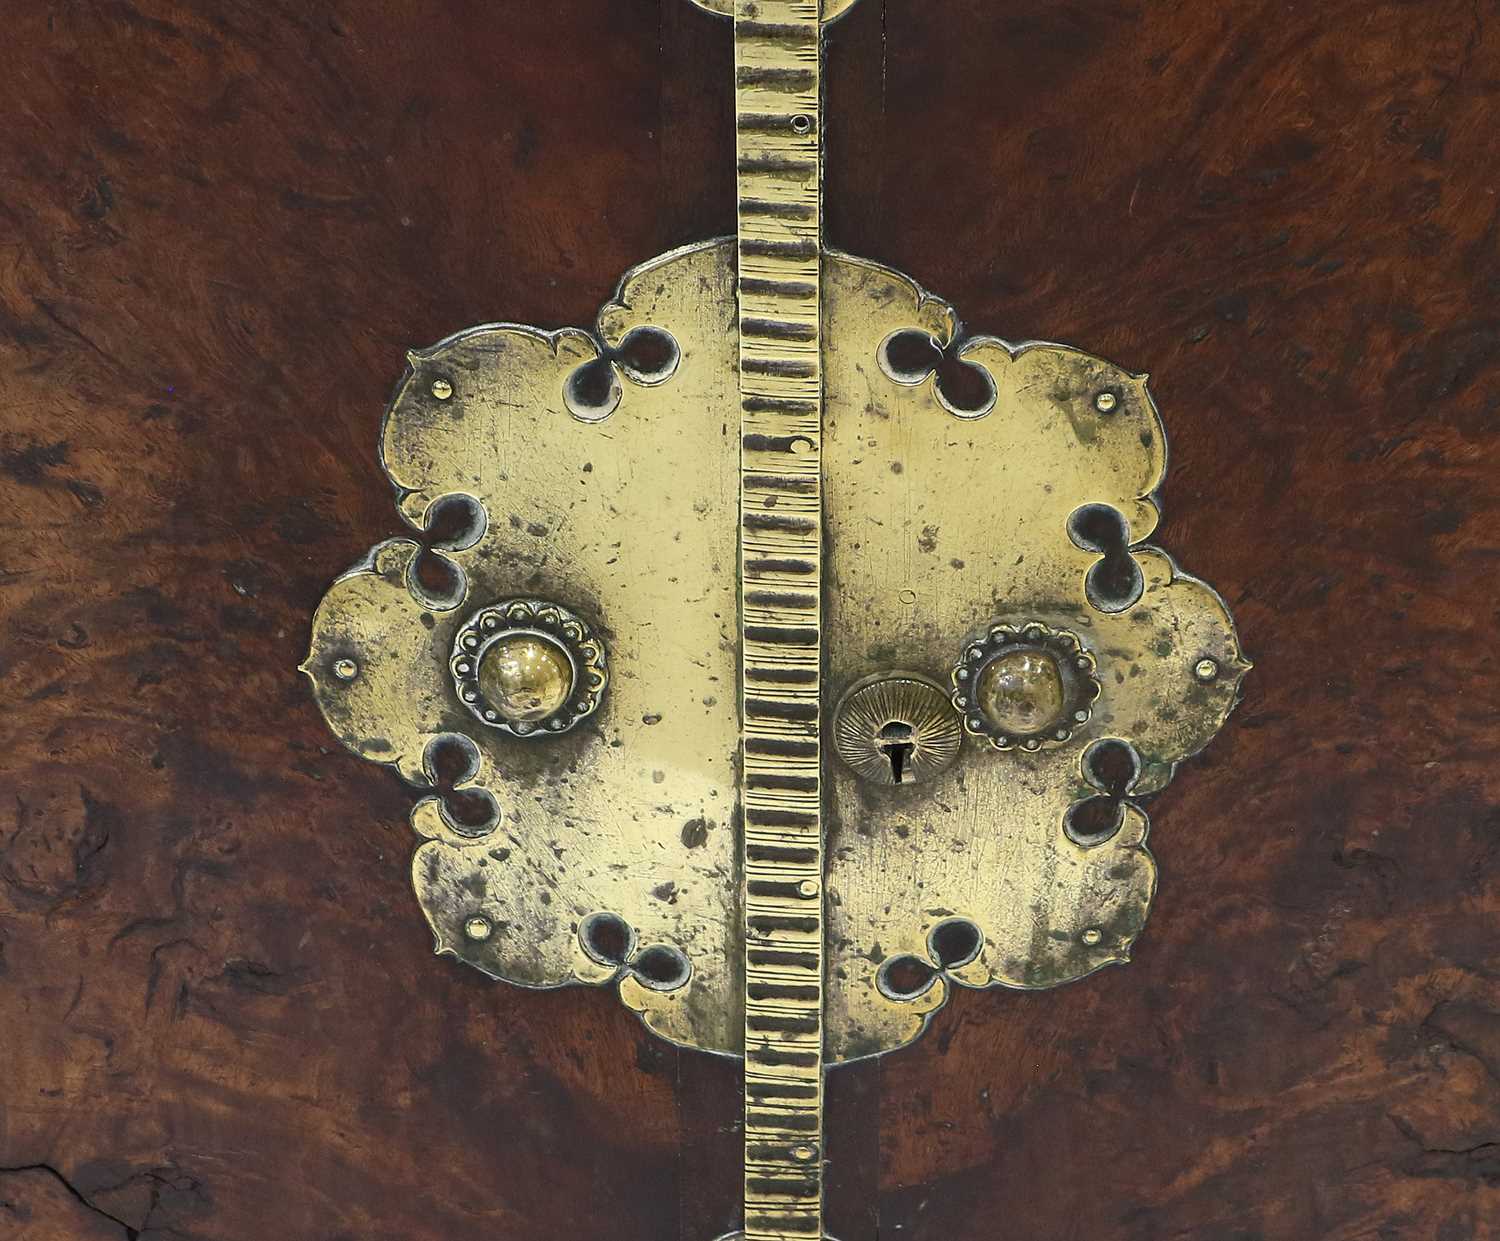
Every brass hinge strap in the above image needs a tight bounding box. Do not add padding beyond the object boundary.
[735,2,826,1239]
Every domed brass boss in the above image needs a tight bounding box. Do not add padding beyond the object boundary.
[479,634,574,723]
[451,599,607,737]
[952,622,1100,752]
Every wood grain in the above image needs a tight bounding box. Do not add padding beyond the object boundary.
[1,1,1497,1238]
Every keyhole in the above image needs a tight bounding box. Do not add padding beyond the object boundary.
[878,720,915,784]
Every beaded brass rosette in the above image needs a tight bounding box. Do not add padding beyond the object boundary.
[952,622,1102,752]
[449,599,607,738]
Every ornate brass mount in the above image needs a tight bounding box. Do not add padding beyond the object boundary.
[299,2,1249,1238]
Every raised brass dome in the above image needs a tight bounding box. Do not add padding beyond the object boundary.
[975,648,1066,735]
[478,634,575,723]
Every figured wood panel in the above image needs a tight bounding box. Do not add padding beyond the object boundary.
[0,2,1497,1239]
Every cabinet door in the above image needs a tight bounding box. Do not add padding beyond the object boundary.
[1,3,1494,1239]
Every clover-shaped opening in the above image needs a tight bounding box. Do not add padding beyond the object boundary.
[614,326,680,386]
[404,493,487,611]
[579,911,636,968]
[1067,502,1145,614]
[877,954,939,1001]
[563,325,681,422]
[632,943,692,992]
[421,734,499,836]
[877,917,984,1003]
[576,913,691,992]
[929,918,983,970]
[877,328,996,418]
[1065,738,1143,846]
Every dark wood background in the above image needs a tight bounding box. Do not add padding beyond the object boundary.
[2,0,1498,1237]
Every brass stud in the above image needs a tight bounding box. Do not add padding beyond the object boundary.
[431,378,454,400]
[464,915,493,942]
[1195,658,1220,682]
[792,1144,817,1162]
[478,633,576,724]
[789,437,814,456]
[797,879,819,898]
[1082,928,1102,946]
[976,648,1066,735]
[1094,391,1118,413]
[333,658,359,680]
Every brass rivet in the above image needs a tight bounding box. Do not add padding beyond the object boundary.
[792,1144,817,1162]
[464,915,493,942]
[1094,391,1118,413]
[333,658,359,680]
[431,378,454,400]
[798,879,819,897]
[1195,658,1220,682]
[1082,928,1102,946]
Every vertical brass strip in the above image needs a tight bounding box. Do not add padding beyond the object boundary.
[735,4,825,1240]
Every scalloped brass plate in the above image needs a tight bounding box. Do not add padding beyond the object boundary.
[301,239,1249,1060]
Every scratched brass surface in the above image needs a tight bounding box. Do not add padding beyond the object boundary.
[819,256,1250,1058]
[303,241,745,1053]
[301,239,1248,1062]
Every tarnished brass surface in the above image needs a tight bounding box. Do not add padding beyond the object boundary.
[301,239,1249,1063]
[302,242,745,1053]
[819,254,1249,1057]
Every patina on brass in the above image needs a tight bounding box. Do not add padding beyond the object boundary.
[301,239,1250,1055]
[299,0,1249,1236]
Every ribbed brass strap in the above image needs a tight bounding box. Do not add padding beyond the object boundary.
[735,3,825,1239]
